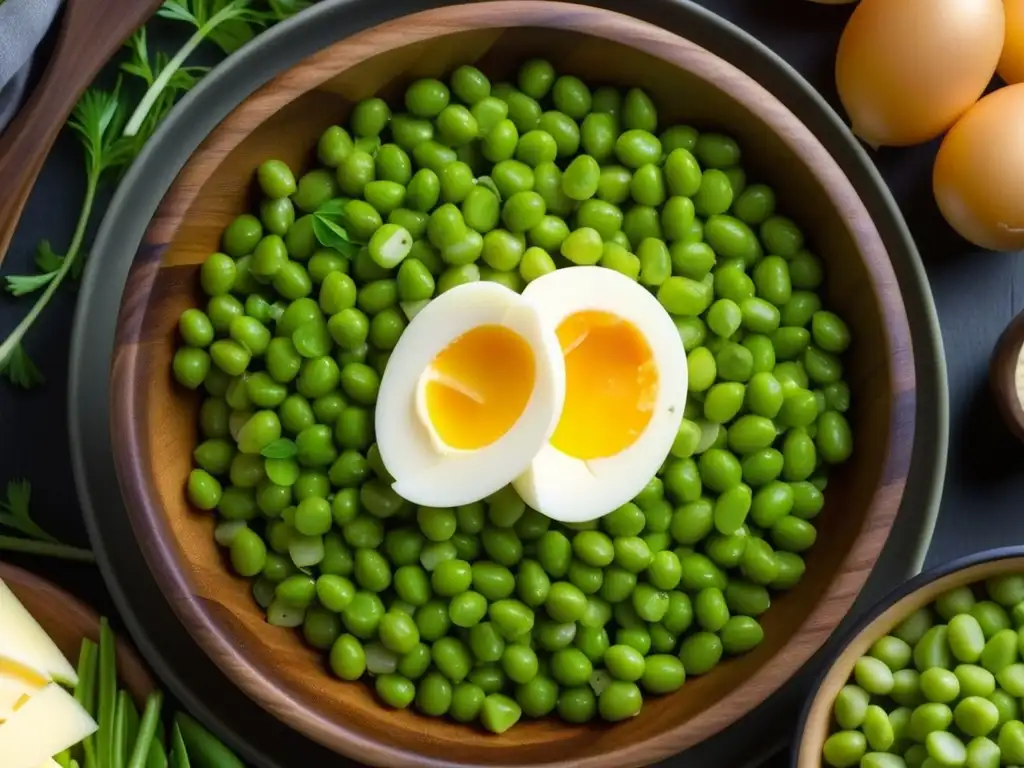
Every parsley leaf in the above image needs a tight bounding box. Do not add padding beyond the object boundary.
[0,84,132,389]
[0,480,95,562]
[0,345,44,389]
[34,241,64,273]
[312,199,361,256]
[0,480,58,543]
[5,271,58,297]
[125,0,272,137]
[268,0,312,20]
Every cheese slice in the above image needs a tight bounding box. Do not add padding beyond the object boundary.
[0,579,77,686]
[0,683,97,768]
[0,657,48,722]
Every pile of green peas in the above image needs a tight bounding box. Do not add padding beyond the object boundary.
[823,575,1024,768]
[172,57,855,733]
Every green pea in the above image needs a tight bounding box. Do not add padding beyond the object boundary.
[570,114,615,167]
[678,631,723,676]
[694,169,734,217]
[556,226,601,266]
[222,214,263,258]
[317,125,353,167]
[437,263,480,293]
[631,238,670,287]
[731,183,776,225]
[739,447,784,488]
[658,276,713,317]
[449,681,486,723]
[720,615,764,655]
[329,634,366,681]
[956,696,1001,738]
[817,411,854,464]
[821,730,867,768]
[704,215,759,266]
[655,124,695,153]
[499,191,545,233]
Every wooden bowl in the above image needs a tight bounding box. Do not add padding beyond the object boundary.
[794,548,1024,767]
[0,562,154,701]
[109,2,916,765]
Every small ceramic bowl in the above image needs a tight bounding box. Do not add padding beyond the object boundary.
[794,546,1024,767]
[108,2,916,765]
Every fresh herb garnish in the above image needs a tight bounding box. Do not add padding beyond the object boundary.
[124,0,272,137]
[0,84,134,388]
[0,4,312,389]
[312,198,360,256]
[0,480,95,562]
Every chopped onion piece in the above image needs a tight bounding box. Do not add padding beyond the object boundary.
[214,520,248,547]
[365,643,398,675]
[289,534,325,568]
[252,577,276,609]
[694,420,721,454]
[266,598,305,628]
[589,669,612,696]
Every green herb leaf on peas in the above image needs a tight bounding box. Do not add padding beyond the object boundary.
[312,199,362,255]
[260,437,299,459]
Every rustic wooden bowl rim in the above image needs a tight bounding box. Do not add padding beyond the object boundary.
[793,546,1024,767]
[110,2,916,766]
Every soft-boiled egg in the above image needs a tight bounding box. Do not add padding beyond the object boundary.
[375,282,565,508]
[513,267,688,523]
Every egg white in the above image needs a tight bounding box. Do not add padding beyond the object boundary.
[513,266,688,522]
[375,281,565,508]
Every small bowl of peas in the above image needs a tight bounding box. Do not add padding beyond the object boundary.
[109,1,916,766]
[796,547,1024,768]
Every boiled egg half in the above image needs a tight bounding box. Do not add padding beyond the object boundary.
[376,268,687,521]
[512,267,688,522]
[375,281,565,508]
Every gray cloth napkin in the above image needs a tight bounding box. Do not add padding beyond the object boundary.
[0,0,64,131]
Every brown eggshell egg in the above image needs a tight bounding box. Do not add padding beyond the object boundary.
[835,0,1004,147]
[933,84,1024,251]
[999,0,1024,84]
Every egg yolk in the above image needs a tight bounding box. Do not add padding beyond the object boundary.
[550,310,657,460]
[423,325,536,450]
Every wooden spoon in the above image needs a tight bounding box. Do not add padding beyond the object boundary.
[0,0,163,268]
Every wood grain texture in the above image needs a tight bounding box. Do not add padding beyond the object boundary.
[0,0,162,266]
[108,3,917,765]
[0,562,155,702]
[796,556,1024,768]
[990,309,1024,441]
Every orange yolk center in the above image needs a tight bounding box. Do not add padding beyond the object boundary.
[550,310,657,460]
[424,325,536,451]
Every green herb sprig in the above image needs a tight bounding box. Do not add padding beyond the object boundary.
[0,85,134,387]
[0,1,311,389]
[0,480,95,562]
[124,0,273,137]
